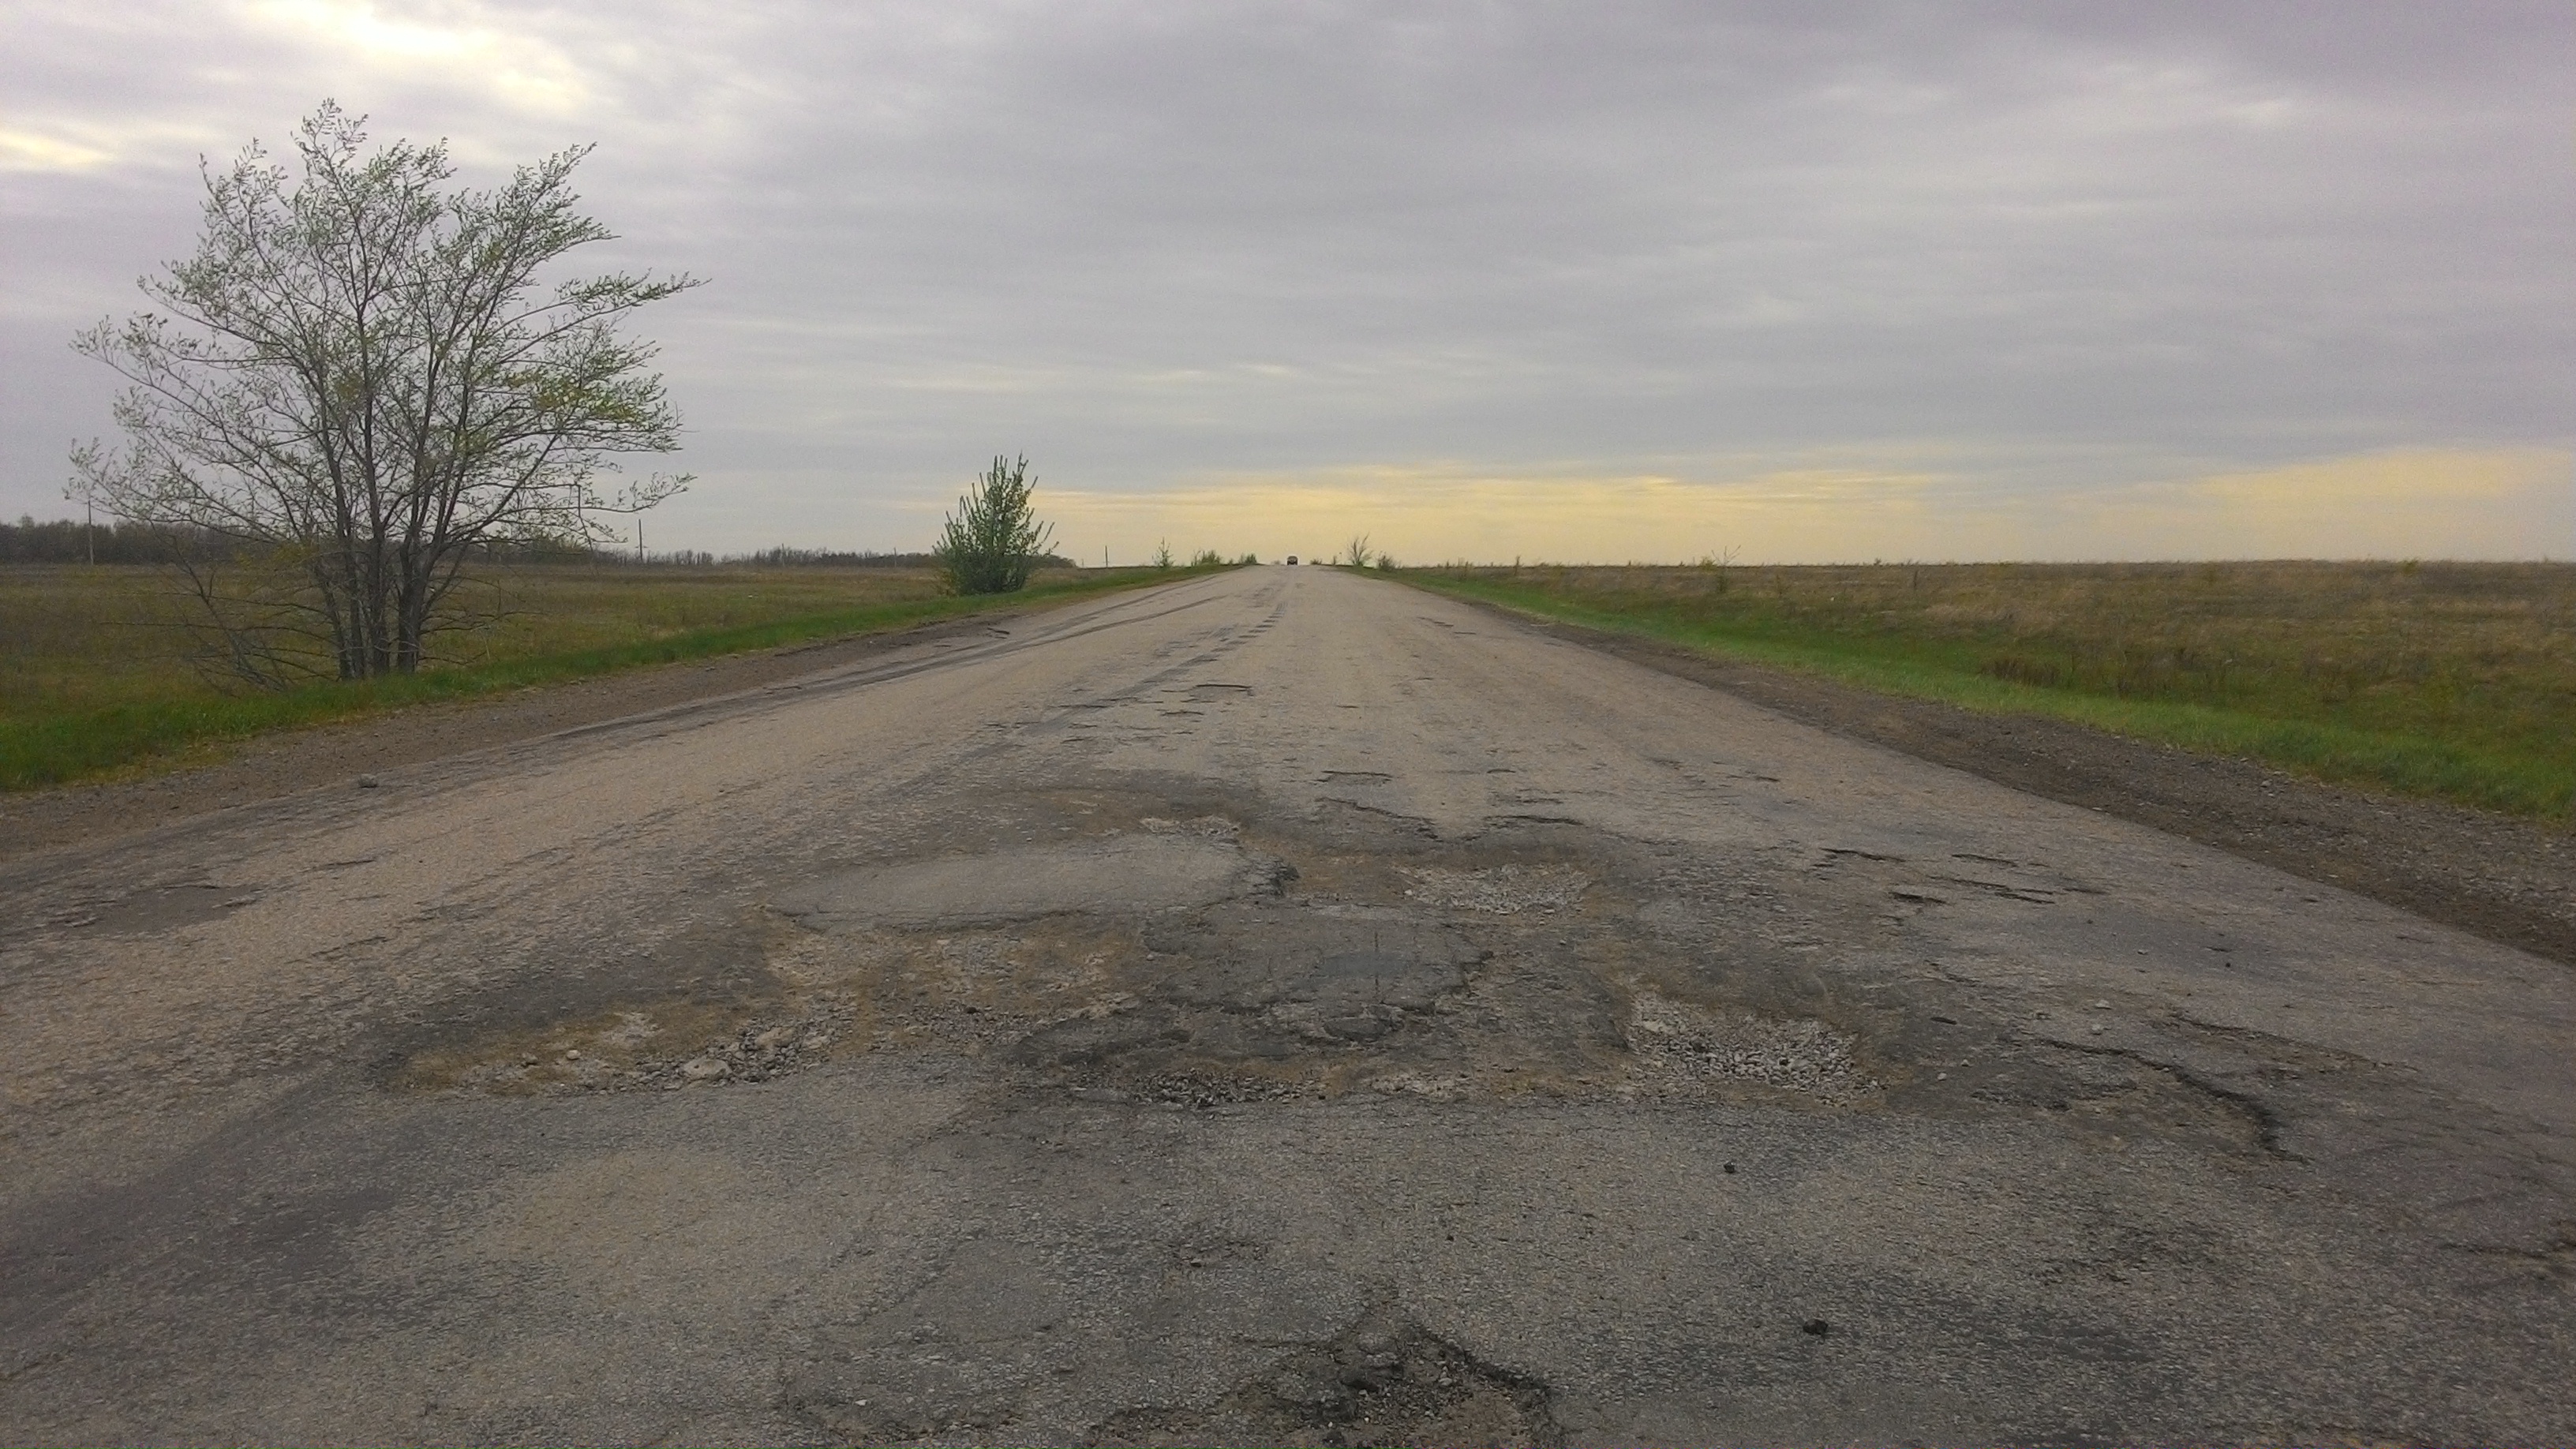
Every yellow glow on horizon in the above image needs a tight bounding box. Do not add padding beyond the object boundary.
[1035,462,1947,566]
[2083,447,2573,560]
[1032,447,2572,565]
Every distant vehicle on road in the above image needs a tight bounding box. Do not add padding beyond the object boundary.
[1286,555,1298,564]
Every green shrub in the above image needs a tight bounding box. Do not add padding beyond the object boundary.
[934,455,1055,594]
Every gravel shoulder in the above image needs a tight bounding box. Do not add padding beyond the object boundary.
[1464,600,2576,970]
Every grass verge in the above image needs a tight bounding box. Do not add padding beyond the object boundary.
[2,566,1214,792]
[1402,564,2576,825]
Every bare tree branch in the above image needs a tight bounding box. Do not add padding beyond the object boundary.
[71,101,702,680]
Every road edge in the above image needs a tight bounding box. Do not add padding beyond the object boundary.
[0,578,1190,868]
[1434,586,2576,969]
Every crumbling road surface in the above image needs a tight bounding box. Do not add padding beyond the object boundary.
[3,565,2570,1446]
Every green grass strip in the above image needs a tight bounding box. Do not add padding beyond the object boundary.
[1404,573,2575,824]
[1,567,1216,792]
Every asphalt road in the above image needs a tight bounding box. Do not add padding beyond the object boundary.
[3,565,2570,1446]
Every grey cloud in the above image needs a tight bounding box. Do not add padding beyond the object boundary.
[5,0,2568,551]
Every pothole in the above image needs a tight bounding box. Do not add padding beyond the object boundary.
[1004,908,1488,1095]
[743,801,1892,1113]
[1398,863,1589,915]
[1069,1069,1332,1110]
[389,995,852,1095]
[2012,1040,2282,1155]
[1140,814,1242,839]
[1091,1309,1561,1449]
[55,880,263,935]
[773,828,1284,933]
[1623,990,1872,1103]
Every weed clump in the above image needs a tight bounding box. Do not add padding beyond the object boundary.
[934,455,1055,595]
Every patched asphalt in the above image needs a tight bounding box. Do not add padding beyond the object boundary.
[2,565,2570,1445]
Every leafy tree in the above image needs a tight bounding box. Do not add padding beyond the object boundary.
[935,455,1056,593]
[71,102,698,683]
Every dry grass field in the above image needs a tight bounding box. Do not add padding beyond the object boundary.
[1410,560,2576,823]
[2,563,968,716]
[15,556,2570,822]
[0,561,1128,789]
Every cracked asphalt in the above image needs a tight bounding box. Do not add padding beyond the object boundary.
[2,564,2570,1445]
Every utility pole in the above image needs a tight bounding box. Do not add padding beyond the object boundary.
[84,496,95,565]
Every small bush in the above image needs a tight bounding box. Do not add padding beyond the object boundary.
[935,455,1056,594]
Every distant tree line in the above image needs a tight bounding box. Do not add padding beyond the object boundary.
[4,516,598,566]
[736,546,943,568]
[2,515,249,564]
[3,517,1073,571]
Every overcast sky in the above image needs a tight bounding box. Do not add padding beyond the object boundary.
[5,1,2570,561]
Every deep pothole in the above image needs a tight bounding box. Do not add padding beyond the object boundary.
[736,818,1896,1110]
[1091,1309,1563,1449]
[1398,863,1590,915]
[772,817,1292,933]
[388,994,852,1095]
[1004,907,1492,1101]
[1622,989,1874,1103]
